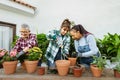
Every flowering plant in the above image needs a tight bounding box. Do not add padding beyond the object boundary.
[27,47,43,61]
[0,49,17,63]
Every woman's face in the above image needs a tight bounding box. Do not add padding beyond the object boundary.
[20,28,30,38]
[70,29,83,40]
[60,27,69,35]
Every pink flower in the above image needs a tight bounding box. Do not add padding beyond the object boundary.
[0,51,6,57]
[10,50,17,57]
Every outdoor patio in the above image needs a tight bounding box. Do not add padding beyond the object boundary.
[0,66,119,80]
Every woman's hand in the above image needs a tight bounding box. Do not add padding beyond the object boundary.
[23,47,29,52]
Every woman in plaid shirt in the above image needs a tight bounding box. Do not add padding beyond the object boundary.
[13,24,38,62]
[45,19,71,73]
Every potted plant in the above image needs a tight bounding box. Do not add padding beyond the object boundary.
[55,60,70,76]
[0,49,18,74]
[68,52,77,66]
[37,33,49,62]
[113,59,120,78]
[37,66,45,75]
[73,65,83,77]
[96,33,120,60]
[24,47,43,73]
[90,56,106,77]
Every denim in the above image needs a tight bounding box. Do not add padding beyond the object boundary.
[78,45,90,53]
[80,57,93,67]
[78,44,93,67]
[38,59,42,66]
[47,48,61,69]
[78,44,100,67]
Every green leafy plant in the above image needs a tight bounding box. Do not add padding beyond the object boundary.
[113,58,120,72]
[70,52,77,58]
[0,49,17,63]
[96,33,120,60]
[69,36,75,57]
[37,33,49,62]
[11,36,19,48]
[27,47,43,61]
[91,56,106,70]
[114,62,120,73]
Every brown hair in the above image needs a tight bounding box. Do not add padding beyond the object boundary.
[61,19,71,30]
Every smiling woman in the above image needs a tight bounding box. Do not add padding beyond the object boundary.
[70,24,100,67]
[19,24,30,39]
[45,19,71,73]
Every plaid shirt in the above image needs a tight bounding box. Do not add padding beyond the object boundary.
[45,30,70,63]
[13,33,37,52]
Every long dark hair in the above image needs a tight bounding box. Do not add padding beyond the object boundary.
[71,24,91,36]
[61,19,71,30]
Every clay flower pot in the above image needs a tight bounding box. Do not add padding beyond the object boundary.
[73,66,83,77]
[3,61,18,74]
[114,70,120,78]
[68,58,77,66]
[55,60,70,76]
[25,60,38,73]
[21,62,26,70]
[90,64,103,77]
[38,67,45,75]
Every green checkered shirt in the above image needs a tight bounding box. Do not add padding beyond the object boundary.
[45,30,70,63]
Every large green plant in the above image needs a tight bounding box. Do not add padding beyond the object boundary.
[37,33,49,62]
[96,33,120,59]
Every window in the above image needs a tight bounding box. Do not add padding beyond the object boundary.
[0,21,16,51]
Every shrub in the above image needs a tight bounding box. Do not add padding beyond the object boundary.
[37,33,49,62]
[96,33,120,59]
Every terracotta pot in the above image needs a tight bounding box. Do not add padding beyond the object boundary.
[73,66,83,77]
[55,60,70,76]
[69,64,85,74]
[90,64,103,77]
[114,70,120,78]
[21,62,26,70]
[68,58,77,66]
[3,61,18,74]
[38,67,45,75]
[25,60,38,73]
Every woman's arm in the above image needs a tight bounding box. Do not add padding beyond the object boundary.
[74,40,79,53]
[82,35,99,57]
